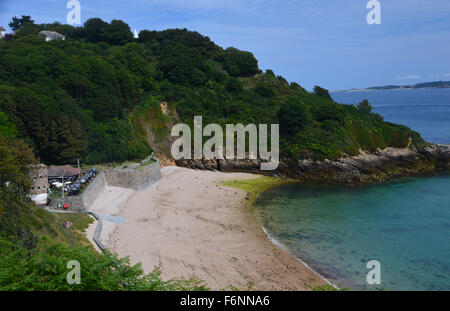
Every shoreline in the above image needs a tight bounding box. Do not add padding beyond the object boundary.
[223,176,339,290]
[260,226,339,290]
[86,166,327,290]
[83,164,450,290]
[178,144,450,186]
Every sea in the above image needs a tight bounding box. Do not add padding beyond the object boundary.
[254,88,450,290]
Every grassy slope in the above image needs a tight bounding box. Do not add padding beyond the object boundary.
[0,196,208,290]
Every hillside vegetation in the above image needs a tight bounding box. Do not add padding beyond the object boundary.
[0,17,426,166]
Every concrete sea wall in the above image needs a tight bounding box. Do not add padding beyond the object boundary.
[104,161,162,191]
[82,172,107,209]
[49,158,162,212]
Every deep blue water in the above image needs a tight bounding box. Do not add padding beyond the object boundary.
[255,89,450,290]
[331,88,450,144]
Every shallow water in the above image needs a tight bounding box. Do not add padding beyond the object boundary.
[254,176,450,290]
[255,89,450,290]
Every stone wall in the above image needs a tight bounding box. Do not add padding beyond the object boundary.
[82,172,107,209]
[104,161,162,191]
[48,158,162,212]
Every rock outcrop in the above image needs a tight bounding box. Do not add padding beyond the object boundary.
[175,144,450,185]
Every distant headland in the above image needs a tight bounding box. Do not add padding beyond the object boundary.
[334,80,450,92]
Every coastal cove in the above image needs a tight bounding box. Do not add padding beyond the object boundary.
[82,88,450,291]
[248,88,450,291]
[2,5,450,294]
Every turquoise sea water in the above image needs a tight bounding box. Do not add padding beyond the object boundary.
[254,89,450,290]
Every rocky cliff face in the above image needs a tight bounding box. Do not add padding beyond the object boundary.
[174,144,450,185]
[142,101,450,185]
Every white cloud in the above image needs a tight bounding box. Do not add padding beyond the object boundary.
[394,75,422,80]
[430,73,450,79]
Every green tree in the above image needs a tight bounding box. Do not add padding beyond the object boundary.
[83,18,109,43]
[311,102,345,123]
[44,116,88,164]
[357,99,373,114]
[0,111,18,137]
[265,69,275,77]
[313,85,332,99]
[14,23,41,38]
[158,43,207,85]
[278,98,311,137]
[225,78,243,93]
[107,20,133,45]
[8,15,34,31]
[223,48,259,77]
[0,134,36,198]
[254,82,274,97]
[137,30,155,43]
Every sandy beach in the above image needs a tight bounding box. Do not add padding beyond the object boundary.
[86,166,326,290]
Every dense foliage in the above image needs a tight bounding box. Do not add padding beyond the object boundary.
[8,15,34,32]
[0,17,425,165]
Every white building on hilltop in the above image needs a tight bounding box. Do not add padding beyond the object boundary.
[39,30,66,41]
[134,29,139,39]
[0,26,6,38]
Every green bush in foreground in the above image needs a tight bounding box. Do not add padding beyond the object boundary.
[0,240,207,291]
[0,192,208,291]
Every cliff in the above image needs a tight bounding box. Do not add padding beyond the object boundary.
[175,144,450,185]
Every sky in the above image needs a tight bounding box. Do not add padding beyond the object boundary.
[1,0,450,90]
